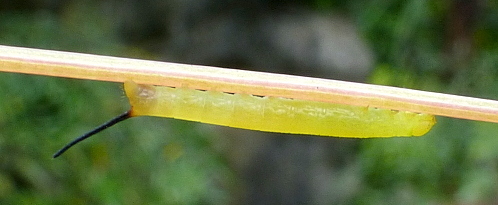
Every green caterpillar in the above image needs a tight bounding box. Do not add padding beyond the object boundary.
[53,81,435,158]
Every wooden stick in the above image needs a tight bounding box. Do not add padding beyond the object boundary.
[1,45,497,123]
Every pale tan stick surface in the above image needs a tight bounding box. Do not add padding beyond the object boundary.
[1,45,498,123]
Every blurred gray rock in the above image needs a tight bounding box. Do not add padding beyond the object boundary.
[113,1,373,204]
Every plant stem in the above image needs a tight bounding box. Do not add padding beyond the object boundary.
[1,45,498,123]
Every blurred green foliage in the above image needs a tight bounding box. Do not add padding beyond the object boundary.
[1,0,498,204]
[351,0,498,204]
[0,2,233,204]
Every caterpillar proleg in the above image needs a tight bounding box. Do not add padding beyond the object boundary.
[53,81,436,158]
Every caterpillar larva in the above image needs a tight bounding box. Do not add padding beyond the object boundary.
[125,81,435,137]
[53,81,436,158]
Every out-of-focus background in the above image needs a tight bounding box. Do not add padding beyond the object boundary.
[1,0,497,204]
